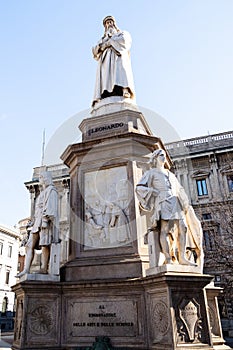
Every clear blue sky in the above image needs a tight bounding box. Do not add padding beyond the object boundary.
[0,0,233,227]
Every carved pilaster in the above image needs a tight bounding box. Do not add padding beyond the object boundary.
[14,298,24,344]
[205,285,227,347]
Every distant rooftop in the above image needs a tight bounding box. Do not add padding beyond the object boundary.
[0,224,19,238]
[27,130,233,183]
[166,130,233,157]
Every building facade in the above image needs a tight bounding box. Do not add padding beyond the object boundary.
[0,224,19,331]
[166,130,233,336]
[22,130,233,336]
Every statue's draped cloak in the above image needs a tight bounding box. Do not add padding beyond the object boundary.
[93,30,135,104]
[31,185,59,246]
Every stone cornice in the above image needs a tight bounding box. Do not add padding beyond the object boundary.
[0,224,19,239]
[61,132,168,168]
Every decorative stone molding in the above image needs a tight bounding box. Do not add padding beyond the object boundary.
[177,298,202,343]
[14,299,24,342]
[151,300,169,336]
[28,304,54,335]
[148,297,170,343]
[191,170,210,179]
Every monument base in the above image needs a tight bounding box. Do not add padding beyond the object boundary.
[12,273,230,350]
[91,96,138,117]
[146,264,202,276]
[17,273,60,282]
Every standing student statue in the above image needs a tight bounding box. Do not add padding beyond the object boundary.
[136,149,203,269]
[92,15,135,106]
[17,171,59,277]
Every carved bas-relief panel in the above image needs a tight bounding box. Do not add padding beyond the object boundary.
[84,166,133,249]
[178,298,202,343]
[174,296,214,346]
[149,298,170,344]
[29,305,54,336]
[25,297,60,346]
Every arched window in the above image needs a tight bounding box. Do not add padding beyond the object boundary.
[2,296,8,313]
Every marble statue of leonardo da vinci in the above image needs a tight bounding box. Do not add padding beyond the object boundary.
[92,16,135,106]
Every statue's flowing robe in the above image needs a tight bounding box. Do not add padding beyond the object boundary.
[92,30,135,105]
[31,185,59,246]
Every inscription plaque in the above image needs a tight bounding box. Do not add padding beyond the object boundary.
[68,300,137,337]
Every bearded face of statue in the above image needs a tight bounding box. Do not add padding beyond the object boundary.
[104,19,117,36]
[105,19,114,29]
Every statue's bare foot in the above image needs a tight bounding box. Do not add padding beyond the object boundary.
[38,269,48,274]
[16,270,29,278]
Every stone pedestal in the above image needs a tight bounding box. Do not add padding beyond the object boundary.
[12,107,230,349]
[12,273,229,349]
[60,108,166,282]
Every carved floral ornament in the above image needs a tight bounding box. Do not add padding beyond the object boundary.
[151,300,169,336]
[28,305,54,335]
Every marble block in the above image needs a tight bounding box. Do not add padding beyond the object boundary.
[91,96,138,117]
[79,108,153,142]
